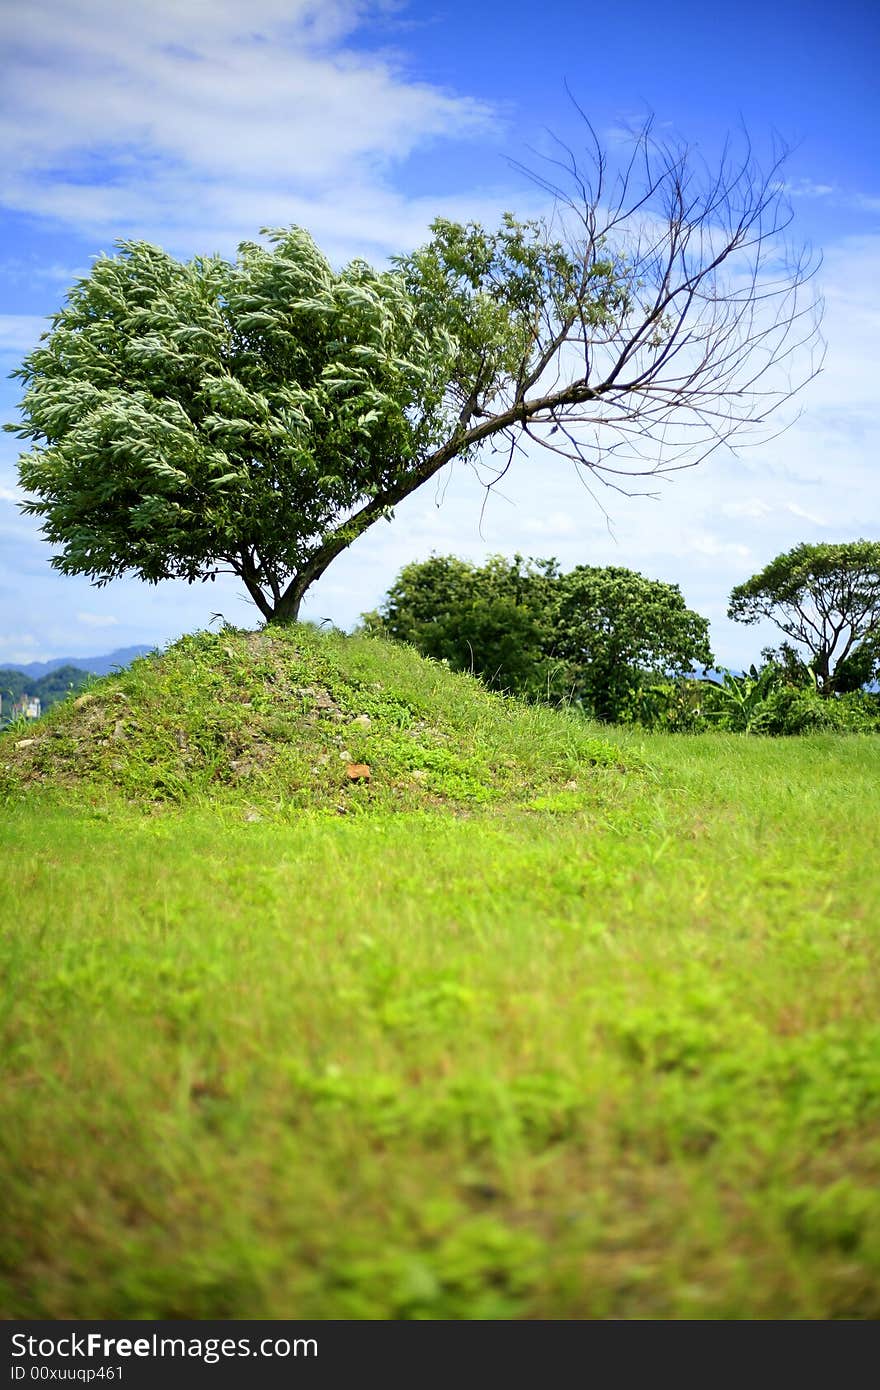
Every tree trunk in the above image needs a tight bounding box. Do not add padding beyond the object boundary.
[267,591,302,625]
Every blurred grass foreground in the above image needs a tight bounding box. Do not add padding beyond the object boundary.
[1,624,879,1318]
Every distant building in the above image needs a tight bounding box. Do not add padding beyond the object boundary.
[7,695,42,721]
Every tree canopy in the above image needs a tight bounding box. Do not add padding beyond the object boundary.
[368,554,713,720]
[728,541,880,694]
[364,554,562,700]
[9,120,821,623]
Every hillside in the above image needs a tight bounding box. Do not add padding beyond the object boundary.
[1,625,879,1319]
[0,623,625,813]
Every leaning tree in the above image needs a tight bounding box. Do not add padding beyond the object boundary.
[9,119,822,623]
[728,541,880,694]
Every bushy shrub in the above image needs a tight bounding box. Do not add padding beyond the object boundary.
[699,668,880,736]
[752,684,836,735]
[616,679,709,733]
[833,691,880,732]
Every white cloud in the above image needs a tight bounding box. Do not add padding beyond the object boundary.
[689,535,752,560]
[0,1,497,257]
[0,258,82,286]
[0,486,22,503]
[807,235,880,416]
[721,499,774,521]
[521,511,579,538]
[0,632,40,664]
[76,612,119,628]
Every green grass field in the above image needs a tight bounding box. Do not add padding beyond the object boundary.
[1,626,879,1318]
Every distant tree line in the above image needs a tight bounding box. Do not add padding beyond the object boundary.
[363,554,712,722]
[365,541,880,735]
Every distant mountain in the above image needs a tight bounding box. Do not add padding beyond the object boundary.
[3,645,155,678]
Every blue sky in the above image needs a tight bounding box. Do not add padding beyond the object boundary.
[1,0,878,668]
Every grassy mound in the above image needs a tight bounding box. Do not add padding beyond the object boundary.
[0,623,626,814]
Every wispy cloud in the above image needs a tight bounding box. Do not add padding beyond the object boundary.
[76,612,119,628]
[780,178,880,218]
[0,631,39,664]
[0,314,50,353]
[786,502,827,527]
[0,257,83,286]
[784,177,835,199]
[689,535,752,561]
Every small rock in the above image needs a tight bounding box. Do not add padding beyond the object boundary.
[351,714,372,729]
[74,693,96,709]
[243,810,262,823]
[345,762,371,783]
[16,739,36,749]
[113,720,126,742]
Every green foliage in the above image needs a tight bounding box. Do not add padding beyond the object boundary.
[834,634,880,694]
[9,130,821,626]
[728,541,880,694]
[551,565,713,720]
[700,661,880,736]
[757,686,880,736]
[615,678,709,732]
[6,214,625,626]
[395,215,622,419]
[702,665,781,733]
[370,554,712,722]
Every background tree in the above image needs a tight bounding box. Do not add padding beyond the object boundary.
[9,119,821,623]
[551,565,713,720]
[369,555,713,720]
[728,541,880,694]
[364,553,565,700]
